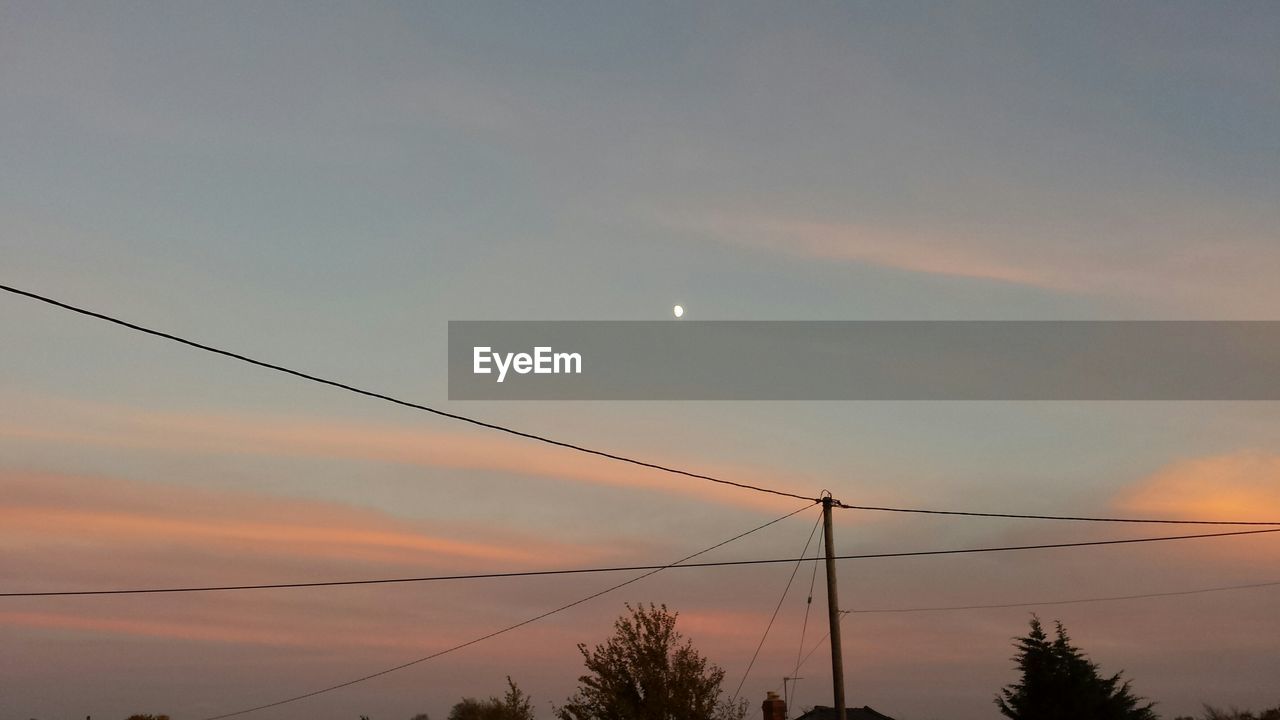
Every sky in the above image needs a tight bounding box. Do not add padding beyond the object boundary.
[2,2,1279,719]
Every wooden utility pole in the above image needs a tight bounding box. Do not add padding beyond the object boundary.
[822,495,846,719]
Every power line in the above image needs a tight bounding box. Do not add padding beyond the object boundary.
[7,527,1278,598]
[787,518,825,710]
[796,623,838,679]
[0,284,815,505]
[843,579,1280,614]
[201,502,816,720]
[731,508,823,702]
[6,284,1280,527]
[835,501,1280,526]
[791,578,1280,677]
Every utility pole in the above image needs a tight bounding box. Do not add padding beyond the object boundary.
[822,494,846,719]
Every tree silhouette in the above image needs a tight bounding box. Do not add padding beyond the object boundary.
[449,677,535,720]
[555,603,745,720]
[996,616,1156,720]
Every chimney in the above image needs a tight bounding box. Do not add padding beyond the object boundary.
[762,691,787,720]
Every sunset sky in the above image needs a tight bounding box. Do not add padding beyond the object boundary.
[3,3,1279,720]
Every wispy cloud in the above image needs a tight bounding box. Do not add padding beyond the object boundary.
[665,208,1280,315]
[0,400,819,511]
[1,469,613,579]
[681,212,1068,290]
[0,468,635,651]
[0,468,810,662]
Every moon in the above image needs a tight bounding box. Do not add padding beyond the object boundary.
[673,304,685,318]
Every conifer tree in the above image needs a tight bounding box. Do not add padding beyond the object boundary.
[996,616,1156,720]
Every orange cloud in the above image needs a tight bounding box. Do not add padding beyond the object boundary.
[676,608,774,639]
[0,599,590,653]
[0,506,547,566]
[1116,452,1280,523]
[0,399,819,511]
[0,469,637,653]
[0,469,610,572]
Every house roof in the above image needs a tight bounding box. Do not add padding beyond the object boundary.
[793,706,896,720]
